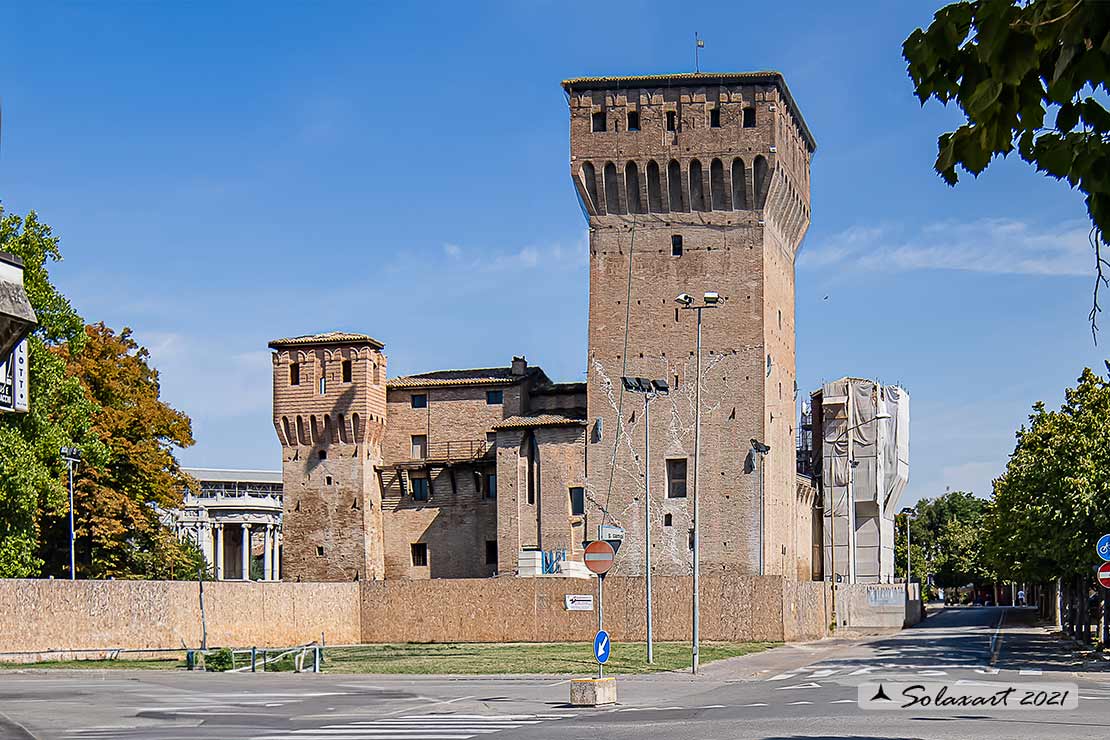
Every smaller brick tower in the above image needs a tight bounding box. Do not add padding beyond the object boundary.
[270,332,388,581]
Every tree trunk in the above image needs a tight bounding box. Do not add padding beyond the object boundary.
[1079,574,1089,643]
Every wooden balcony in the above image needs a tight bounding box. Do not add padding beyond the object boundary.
[412,439,493,463]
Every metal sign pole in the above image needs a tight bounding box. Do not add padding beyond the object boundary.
[597,573,604,680]
[692,306,702,675]
[68,459,76,580]
[645,394,654,664]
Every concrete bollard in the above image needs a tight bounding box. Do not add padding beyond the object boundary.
[570,677,617,706]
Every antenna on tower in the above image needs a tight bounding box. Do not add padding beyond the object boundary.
[695,32,705,73]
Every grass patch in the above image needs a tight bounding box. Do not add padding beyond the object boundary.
[320,641,778,675]
[0,656,185,670]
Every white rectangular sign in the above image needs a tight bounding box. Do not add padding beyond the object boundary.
[0,338,29,413]
[565,594,594,611]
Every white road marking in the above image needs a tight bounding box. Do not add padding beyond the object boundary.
[975,667,1001,675]
[774,682,821,690]
[742,703,768,707]
[830,699,856,704]
[254,713,566,740]
[848,667,877,676]
[786,701,813,705]
[809,669,839,678]
[1019,669,1043,676]
[917,670,947,676]
[767,672,803,681]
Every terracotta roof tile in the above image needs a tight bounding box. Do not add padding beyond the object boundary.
[268,332,383,350]
[493,413,587,430]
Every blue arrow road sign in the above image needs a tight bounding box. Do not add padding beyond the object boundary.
[594,630,611,664]
[1099,534,1110,562]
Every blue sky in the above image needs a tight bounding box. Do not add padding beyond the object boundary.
[0,1,1100,505]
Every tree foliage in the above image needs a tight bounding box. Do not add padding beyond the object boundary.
[0,209,101,577]
[896,491,994,590]
[984,365,1110,582]
[904,1,1110,334]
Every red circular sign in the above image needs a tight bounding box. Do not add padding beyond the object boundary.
[1099,563,1110,590]
[584,540,616,575]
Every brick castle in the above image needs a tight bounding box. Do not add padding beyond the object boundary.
[272,71,817,582]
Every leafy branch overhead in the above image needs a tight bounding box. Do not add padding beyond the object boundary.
[904,0,1110,336]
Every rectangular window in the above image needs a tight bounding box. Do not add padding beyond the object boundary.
[290,363,300,386]
[570,487,585,516]
[411,476,429,501]
[486,431,497,449]
[671,234,683,256]
[486,389,503,405]
[319,376,327,395]
[411,393,427,409]
[627,110,640,132]
[342,359,352,383]
[486,472,497,499]
[710,107,721,128]
[667,458,688,498]
[743,107,756,128]
[316,545,325,557]
[486,540,498,566]
[411,542,428,567]
[666,110,677,132]
[411,434,427,459]
[592,110,607,132]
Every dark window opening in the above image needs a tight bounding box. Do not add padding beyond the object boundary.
[290,363,300,386]
[710,107,721,128]
[318,449,327,460]
[592,111,607,132]
[411,543,428,567]
[526,432,538,505]
[667,458,688,498]
[485,540,498,566]
[487,390,503,405]
[664,513,673,527]
[570,487,585,516]
[743,107,756,127]
[325,475,333,486]
[342,359,352,383]
[666,110,677,132]
[411,476,429,501]
[315,545,325,557]
[486,471,497,499]
[627,110,640,131]
[672,234,683,256]
[411,393,427,409]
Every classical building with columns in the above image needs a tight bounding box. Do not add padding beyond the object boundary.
[164,468,284,581]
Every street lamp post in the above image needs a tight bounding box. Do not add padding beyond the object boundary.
[61,446,82,580]
[621,376,670,665]
[749,439,771,575]
[676,291,719,675]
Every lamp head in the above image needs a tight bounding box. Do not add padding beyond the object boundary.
[703,291,720,305]
[875,411,893,421]
[675,293,693,307]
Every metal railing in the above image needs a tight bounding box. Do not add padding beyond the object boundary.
[414,439,492,462]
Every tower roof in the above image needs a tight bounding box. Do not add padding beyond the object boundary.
[561,71,815,152]
[268,331,384,351]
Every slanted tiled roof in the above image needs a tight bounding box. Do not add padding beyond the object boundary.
[493,412,587,430]
[268,332,383,350]
[388,366,544,390]
[561,71,815,153]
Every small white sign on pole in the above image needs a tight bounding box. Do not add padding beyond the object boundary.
[565,594,595,611]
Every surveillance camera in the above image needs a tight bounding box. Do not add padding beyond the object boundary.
[675,293,693,306]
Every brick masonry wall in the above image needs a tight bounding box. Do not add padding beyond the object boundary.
[0,580,360,655]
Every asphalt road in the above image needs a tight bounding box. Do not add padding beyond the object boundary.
[1,607,1108,740]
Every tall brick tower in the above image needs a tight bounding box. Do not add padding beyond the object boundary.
[270,332,388,581]
[563,72,815,578]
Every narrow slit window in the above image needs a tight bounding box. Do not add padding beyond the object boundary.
[289,362,300,386]
[710,107,721,128]
[666,110,677,132]
[627,110,640,131]
[342,359,352,383]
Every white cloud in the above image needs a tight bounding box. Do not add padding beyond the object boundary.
[800,218,1094,277]
[432,236,587,274]
[443,242,463,258]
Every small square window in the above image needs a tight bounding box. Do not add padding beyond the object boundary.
[664,513,673,527]
[667,458,688,498]
[627,110,640,132]
[325,475,333,486]
[569,487,585,516]
[592,110,607,132]
[411,477,429,501]
[315,545,325,557]
[743,107,756,128]
[486,390,503,405]
[671,235,683,256]
[411,394,427,409]
[710,107,721,128]
[486,540,498,566]
[290,363,300,386]
[411,542,428,567]
[342,360,352,383]
[318,449,327,460]
[411,434,427,459]
[666,110,677,132]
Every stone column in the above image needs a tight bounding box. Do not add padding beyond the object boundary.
[263,524,273,581]
[274,531,281,581]
[240,523,251,581]
[214,523,224,580]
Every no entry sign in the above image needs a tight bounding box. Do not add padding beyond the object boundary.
[584,540,616,575]
[1098,562,1110,590]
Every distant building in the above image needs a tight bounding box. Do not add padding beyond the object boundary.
[808,378,910,584]
[0,252,36,414]
[166,468,283,580]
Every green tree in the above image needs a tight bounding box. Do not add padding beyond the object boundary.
[0,209,102,577]
[42,323,202,579]
[903,1,1110,333]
